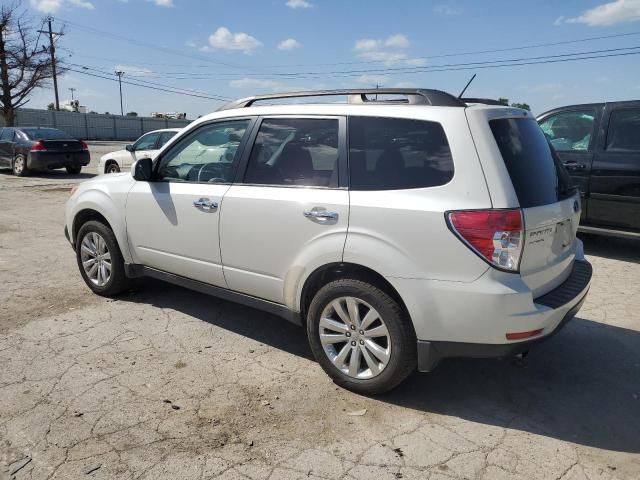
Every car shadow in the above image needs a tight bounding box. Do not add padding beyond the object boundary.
[580,233,640,263]
[0,168,95,180]
[121,277,640,454]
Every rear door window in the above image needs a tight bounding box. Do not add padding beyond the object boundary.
[348,116,453,190]
[243,118,340,188]
[606,108,640,151]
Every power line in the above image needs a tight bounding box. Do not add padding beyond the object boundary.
[57,18,261,72]
[61,23,640,71]
[66,68,230,102]
[70,45,640,81]
[67,63,232,100]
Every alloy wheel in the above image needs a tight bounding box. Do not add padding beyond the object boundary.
[80,232,112,286]
[14,157,24,175]
[319,296,391,379]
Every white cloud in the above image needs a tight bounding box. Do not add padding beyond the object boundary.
[208,27,262,54]
[286,0,312,8]
[68,0,94,8]
[355,34,410,51]
[394,81,417,88]
[352,34,424,66]
[185,40,197,48]
[278,38,302,50]
[30,0,94,12]
[384,34,410,48]
[562,0,640,26]
[114,65,153,77]
[150,0,173,6]
[229,78,283,90]
[434,4,461,16]
[356,74,387,86]
[353,33,427,66]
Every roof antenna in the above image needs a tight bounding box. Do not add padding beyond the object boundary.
[457,74,476,98]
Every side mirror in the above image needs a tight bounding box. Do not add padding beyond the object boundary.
[132,157,153,181]
[125,144,134,152]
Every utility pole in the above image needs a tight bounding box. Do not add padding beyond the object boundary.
[68,87,76,100]
[115,70,124,116]
[38,16,63,110]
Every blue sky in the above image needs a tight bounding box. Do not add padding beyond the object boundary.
[26,0,640,117]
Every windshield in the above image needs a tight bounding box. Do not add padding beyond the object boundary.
[21,128,71,140]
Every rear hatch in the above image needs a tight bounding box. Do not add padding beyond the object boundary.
[488,115,580,297]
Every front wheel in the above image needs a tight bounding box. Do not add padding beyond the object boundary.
[105,162,120,174]
[66,165,82,174]
[12,154,29,176]
[307,279,417,395]
[76,220,132,296]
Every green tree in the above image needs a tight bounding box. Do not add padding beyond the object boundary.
[511,102,531,111]
[47,102,54,110]
[126,111,138,117]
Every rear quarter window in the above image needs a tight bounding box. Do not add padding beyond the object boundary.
[490,118,562,208]
[348,116,454,190]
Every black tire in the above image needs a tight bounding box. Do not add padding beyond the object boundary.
[12,154,29,176]
[105,162,120,174]
[307,279,417,395]
[66,165,82,174]
[75,220,132,296]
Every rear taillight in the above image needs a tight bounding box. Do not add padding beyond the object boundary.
[447,209,524,272]
[80,140,88,151]
[30,141,46,151]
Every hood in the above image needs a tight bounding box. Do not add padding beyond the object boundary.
[100,150,128,161]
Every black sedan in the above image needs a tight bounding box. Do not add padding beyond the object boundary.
[0,127,90,176]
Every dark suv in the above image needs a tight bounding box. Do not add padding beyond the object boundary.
[537,101,640,239]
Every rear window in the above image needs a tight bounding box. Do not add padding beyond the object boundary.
[348,117,454,190]
[21,128,69,140]
[490,118,570,208]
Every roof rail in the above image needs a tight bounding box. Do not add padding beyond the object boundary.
[217,88,467,111]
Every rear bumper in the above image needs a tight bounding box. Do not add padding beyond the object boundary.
[415,259,592,371]
[28,151,90,170]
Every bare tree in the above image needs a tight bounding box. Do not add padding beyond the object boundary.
[0,2,55,126]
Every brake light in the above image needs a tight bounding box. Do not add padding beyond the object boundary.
[31,141,46,151]
[447,209,524,272]
[80,140,88,151]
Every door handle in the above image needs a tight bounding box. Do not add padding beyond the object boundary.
[563,162,586,171]
[193,198,218,211]
[303,207,338,223]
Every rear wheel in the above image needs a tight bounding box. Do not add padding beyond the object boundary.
[76,220,131,296]
[307,279,417,395]
[66,165,82,174]
[12,154,28,176]
[105,162,120,174]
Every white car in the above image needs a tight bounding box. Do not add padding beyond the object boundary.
[65,89,592,394]
[98,128,180,174]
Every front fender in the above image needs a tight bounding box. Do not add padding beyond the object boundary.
[66,185,133,263]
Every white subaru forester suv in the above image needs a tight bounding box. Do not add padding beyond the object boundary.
[65,89,592,394]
